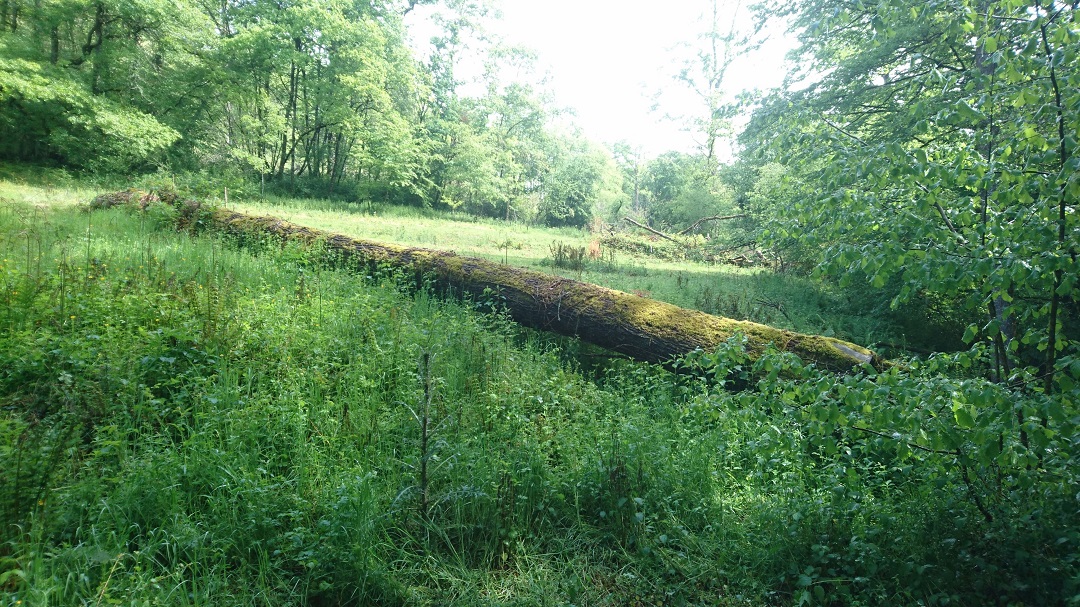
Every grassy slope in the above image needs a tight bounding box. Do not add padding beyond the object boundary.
[0,183,772,605]
[3,180,1072,606]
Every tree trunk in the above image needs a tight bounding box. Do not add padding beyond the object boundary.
[623,217,684,245]
[210,207,878,371]
[50,26,59,64]
[91,190,880,372]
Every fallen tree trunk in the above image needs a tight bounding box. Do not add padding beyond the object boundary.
[622,217,685,245]
[92,190,880,371]
[677,214,748,236]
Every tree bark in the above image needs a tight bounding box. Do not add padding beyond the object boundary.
[214,208,878,371]
[92,190,881,372]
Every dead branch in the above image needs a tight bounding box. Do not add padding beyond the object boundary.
[677,214,748,235]
[622,217,685,245]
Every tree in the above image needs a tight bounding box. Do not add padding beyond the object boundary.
[537,134,614,228]
[739,161,815,271]
[659,0,764,164]
[203,0,423,196]
[611,141,644,218]
[745,0,1078,390]
[430,109,505,213]
[0,0,624,230]
[0,0,202,171]
[639,0,768,240]
[481,73,552,221]
[639,151,735,231]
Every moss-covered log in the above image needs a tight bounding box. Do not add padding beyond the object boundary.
[91,189,881,371]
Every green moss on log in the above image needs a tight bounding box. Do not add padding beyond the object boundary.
[96,190,880,371]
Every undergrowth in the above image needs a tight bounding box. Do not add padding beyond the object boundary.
[0,194,1076,606]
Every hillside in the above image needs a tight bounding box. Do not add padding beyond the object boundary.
[1,180,1076,606]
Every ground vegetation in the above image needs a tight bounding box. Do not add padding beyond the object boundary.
[0,179,1076,606]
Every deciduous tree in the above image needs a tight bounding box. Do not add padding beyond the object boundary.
[746,0,1078,391]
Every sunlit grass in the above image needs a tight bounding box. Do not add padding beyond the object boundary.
[227,195,593,263]
[0,164,107,208]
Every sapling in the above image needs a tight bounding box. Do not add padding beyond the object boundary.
[405,350,451,521]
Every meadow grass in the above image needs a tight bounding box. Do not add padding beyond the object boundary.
[3,179,1069,606]
[0,163,953,350]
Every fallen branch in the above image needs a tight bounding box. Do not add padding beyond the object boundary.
[622,217,685,245]
[677,214,748,235]
[711,240,757,256]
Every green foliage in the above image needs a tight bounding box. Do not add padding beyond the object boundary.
[0,0,603,224]
[429,115,508,214]
[739,161,818,272]
[600,232,690,262]
[0,50,179,172]
[639,151,736,231]
[546,240,587,272]
[747,0,1080,389]
[536,135,614,228]
[682,335,1080,604]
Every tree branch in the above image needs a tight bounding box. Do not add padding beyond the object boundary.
[820,115,966,241]
[677,214,748,235]
[622,217,685,245]
[849,425,959,456]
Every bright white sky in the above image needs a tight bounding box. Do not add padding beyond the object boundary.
[406,1,796,159]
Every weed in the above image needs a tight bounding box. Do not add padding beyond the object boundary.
[547,240,587,272]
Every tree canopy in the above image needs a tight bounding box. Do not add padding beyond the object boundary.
[0,0,618,225]
[744,0,1078,392]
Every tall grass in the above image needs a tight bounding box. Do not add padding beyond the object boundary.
[0,198,680,605]
[1,183,1072,606]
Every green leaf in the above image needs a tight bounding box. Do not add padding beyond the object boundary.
[1057,374,1075,392]
[963,324,978,343]
[0,568,25,586]
[953,402,976,429]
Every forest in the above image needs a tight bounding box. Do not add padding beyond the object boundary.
[1,0,1078,604]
